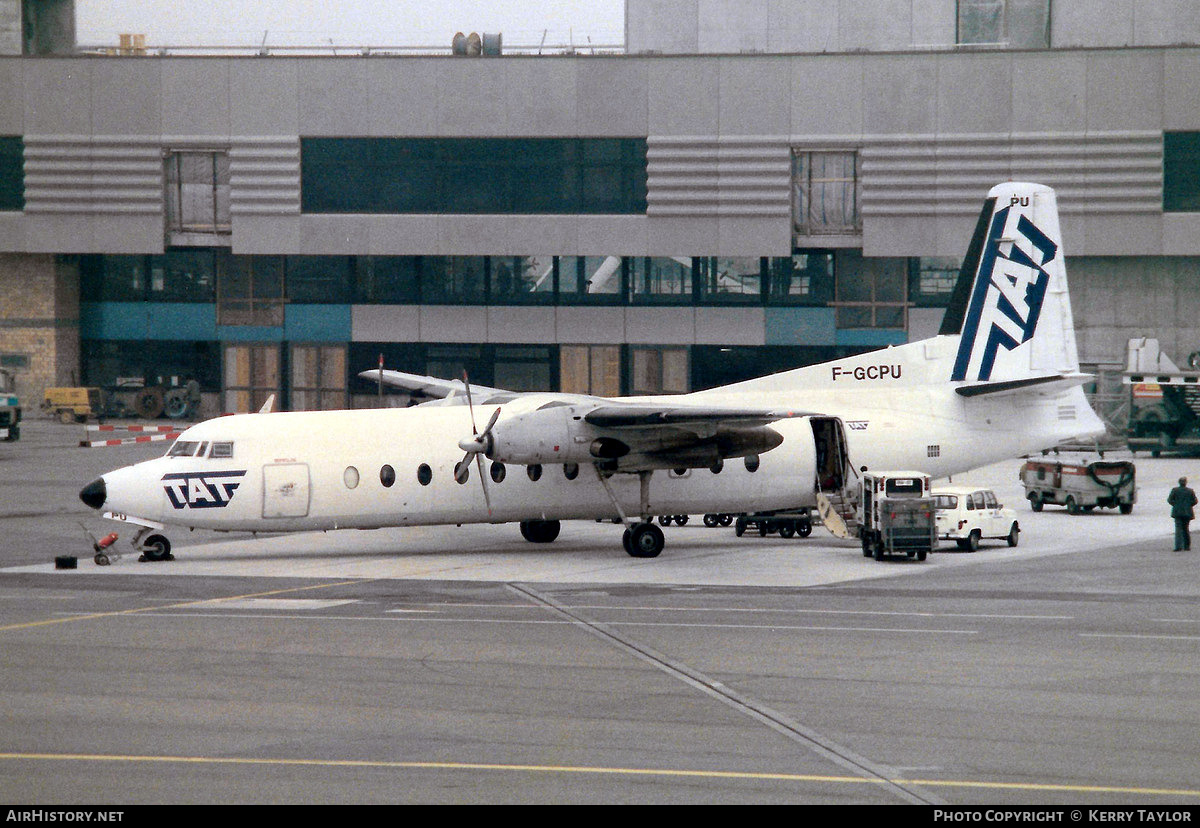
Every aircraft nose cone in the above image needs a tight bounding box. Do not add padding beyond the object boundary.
[79,477,107,510]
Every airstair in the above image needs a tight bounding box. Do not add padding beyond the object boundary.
[809,416,860,540]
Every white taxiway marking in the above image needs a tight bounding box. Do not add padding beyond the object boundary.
[208,598,358,611]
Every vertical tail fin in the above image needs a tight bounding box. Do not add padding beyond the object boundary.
[941,183,1079,384]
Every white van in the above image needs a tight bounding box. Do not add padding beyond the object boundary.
[932,486,1019,551]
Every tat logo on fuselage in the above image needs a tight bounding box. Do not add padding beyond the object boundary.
[952,200,1057,382]
[162,470,247,509]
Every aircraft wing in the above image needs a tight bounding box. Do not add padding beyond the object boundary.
[359,368,507,400]
[584,404,812,428]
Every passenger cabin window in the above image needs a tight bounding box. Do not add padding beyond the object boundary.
[933,495,957,510]
[210,441,234,458]
[984,491,998,509]
[966,494,978,510]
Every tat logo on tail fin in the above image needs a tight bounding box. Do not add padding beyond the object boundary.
[950,194,1059,383]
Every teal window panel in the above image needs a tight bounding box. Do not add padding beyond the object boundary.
[284,304,351,342]
[217,325,285,342]
[834,328,907,348]
[764,307,836,345]
[81,303,217,341]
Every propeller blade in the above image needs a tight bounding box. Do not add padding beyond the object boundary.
[475,454,492,516]
[462,369,478,434]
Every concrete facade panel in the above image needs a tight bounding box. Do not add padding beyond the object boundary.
[862,54,938,136]
[420,305,487,343]
[231,59,299,135]
[1053,0,1137,48]
[717,215,790,256]
[298,215,371,255]
[0,59,21,132]
[24,59,91,134]
[766,0,839,53]
[1164,49,1200,131]
[297,60,370,136]
[790,54,863,138]
[487,306,557,344]
[351,304,420,342]
[435,59,509,136]
[1086,51,1164,132]
[1011,53,1087,133]
[626,0,699,54]
[647,57,719,135]
[367,58,440,137]
[555,306,625,344]
[161,59,230,138]
[500,59,578,137]
[697,0,770,53]
[695,306,764,345]
[718,58,789,137]
[1083,213,1163,257]
[233,215,302,254]
[936,53,1012,134]
[625,306,694,343]
[840,0,915,51]
[364,216,439,256]
[575,58,648,137]
[92,61,161,136]
[577,215,648,256]
[1163,215,1200,255]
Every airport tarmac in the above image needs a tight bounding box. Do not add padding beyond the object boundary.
[2,421,1200,804]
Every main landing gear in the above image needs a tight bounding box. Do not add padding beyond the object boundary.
[598,466,667,559]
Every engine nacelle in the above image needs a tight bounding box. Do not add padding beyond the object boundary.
[488,405,621,466]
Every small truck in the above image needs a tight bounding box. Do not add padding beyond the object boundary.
[0,368,20,442]
[857,470,937,561]
[1019,459,1136,515]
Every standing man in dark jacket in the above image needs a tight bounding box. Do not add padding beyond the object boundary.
[1168,477,1198,551]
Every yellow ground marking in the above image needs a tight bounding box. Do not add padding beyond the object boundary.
[0,579,372,633]
[0,751,1196,798]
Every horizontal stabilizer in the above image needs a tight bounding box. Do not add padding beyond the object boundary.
[954,373,1091,398]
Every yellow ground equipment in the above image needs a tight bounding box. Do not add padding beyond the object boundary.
[42,387,105,423]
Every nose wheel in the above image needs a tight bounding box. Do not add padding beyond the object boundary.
[130,527,173,563]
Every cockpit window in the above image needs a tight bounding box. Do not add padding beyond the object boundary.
[210,441,234,458]
[167,440,201,457]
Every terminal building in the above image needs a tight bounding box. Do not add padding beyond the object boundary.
[2,0,1200,420]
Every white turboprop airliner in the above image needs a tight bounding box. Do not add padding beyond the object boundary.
[79,183,1105,560]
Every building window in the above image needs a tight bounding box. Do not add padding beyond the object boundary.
[628,257,692,305]
[301,137,648,215]
[0,136,23,211]
[286,256,351,304]
[793,150,861,236]
[630,347,689,395]
[223,343,280,414]
[491,256,556,305]
[1165,132,1200,212]
[557,256,625,304]
[291,344,347,411]
[696,257,763,304]
[957,0,1050,48]
[420,256,487,304]
[832,250,908,329]
[217,254,285,326]
[560,345,621,397]
[164,150,231,238]
[912,257,960,307]
[148,249,217,302]
[354,257,420,304]
[768,252,833,305]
